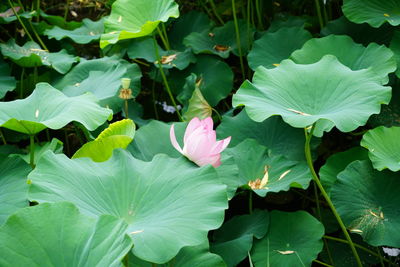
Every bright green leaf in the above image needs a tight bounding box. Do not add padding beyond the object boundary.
[183,87,212,121]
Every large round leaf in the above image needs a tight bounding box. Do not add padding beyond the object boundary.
[290,35,396,84]
[217,110,317,161]
[0,57,16,98]
[171,55,234,107]
[319,147,368,194]
[331,160,400,247]
[54,57,141,111]
[28,150,228,263]
[342,0,400,27]
[0,157,30,225]
[224,139,312,197]
[0,83,112,135]
[233,55,391,136]
[0,39,78,74]
[247,26,312,70]
[211,210,269,267]
[100,0,179,48]
[0,202,132,266]
[251,210,324,267]
[44,18,104,44]
[183,19,254,58]
[390,30,400,78]
[73,119,135,162]
[361,126,400,171]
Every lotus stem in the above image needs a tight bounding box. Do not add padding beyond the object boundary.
[323,235,394,266]
[231,0,246,80]
[304,124,362,267]
[64,0,70,20]
[255,0,264,29]
[209,0,224,25]
[157,25,170,50]
[152,35,183,121]
[29,135,35,168]
[0,129,7,145]
[314,0,324,30]
[124,100,129,119]
[7,0,35,43]
[313,259,332,267]
[161,23,170,50]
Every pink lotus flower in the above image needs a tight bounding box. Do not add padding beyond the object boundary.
[170,117,231,167]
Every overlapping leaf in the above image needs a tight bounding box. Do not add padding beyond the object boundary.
[0,57,16,98]
[28,150,228,263]
[0,83,112,135]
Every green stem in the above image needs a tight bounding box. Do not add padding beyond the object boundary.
[314,0,324,30]
[157,25,170,50]
[7,0,35,43]
[304,125,362,267]
[124,99,129,119]
[0,129,7,145]
[161,23,170,49]
[313,259,333,267]
[16,0,25,12]
[152,71,159,120]
[255,0,264,29]
[152,35,183,121]
[35,0,40,22]
[209,0,224,25]
[323,235,394,265]
[211,107,222,122]
[376,247,385,267]
[27,19,48,50]
[29,135,35,169]
[64,0,70,20]
[231,0,246,80]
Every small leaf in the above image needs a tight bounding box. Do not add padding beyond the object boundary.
[183,86,212,121]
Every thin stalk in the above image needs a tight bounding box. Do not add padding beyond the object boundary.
[7,0,35,43]
[0,129,7,145]
[35,0,40,22]
[376,247,385,267]
[16,0,25,12]
[324,235,393,266]
[161,23,170,50]
[29,135,35,168]
[313,182,334,266]
[209,0,224,25]
[211,107,222,122]
[231,0,246,80]
[27,19,48,50]
[152,35,183,121]
[20,67,25,98]
[151,71,159,120]
[200,1,214,23]
[124,100,129,119]
[255,0,264,29]
[314,0,324,30]
[313,259,333,267]
[132,58,150,67]
[322,0,329,23]
[304,125,362,267]
[156,26,170,50]
[64,0,70,20]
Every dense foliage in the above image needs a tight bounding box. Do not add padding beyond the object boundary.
[0,0,399,266]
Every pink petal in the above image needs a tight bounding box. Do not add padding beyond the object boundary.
[193,153,221,167]
[184,117,201,144]
[210,136,231,154]
[170,124,183,154]
[201,117,214,131]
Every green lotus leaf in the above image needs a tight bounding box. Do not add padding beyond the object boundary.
[217,154,240,200]
[361,126,400,171]
[331,160,400,247]
[0,39,78,73]
[129,242,226,267]
[290,35,396,84]
[44,18,104,44]
[28,150,228,263]
[251,210,325,267]
[0,202,132,266]
[224,139,312,197]
[217,110,317,161]
[183,19,254,58]
[0,83,112,135]
[0,57,16,98]
[0,157,30,225]
[233,55,391,136]
[171,55,233,107]
[390,30,400,78]
[127,37,196,70]
[73,119,135,162]
[0,8,34,24]
[11,138,63,165]
[54,57,141,111]
[183,87,212,121]
[322,16,394,46]
[247,26,312,70]
[342,0,400,27]
[268,16,307,33]
[129,120,187,161]
[100,0,179,48]
[168,10,213,50]
[40,10,82,30]
[210,210,269,267]
[319,147,368,194]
